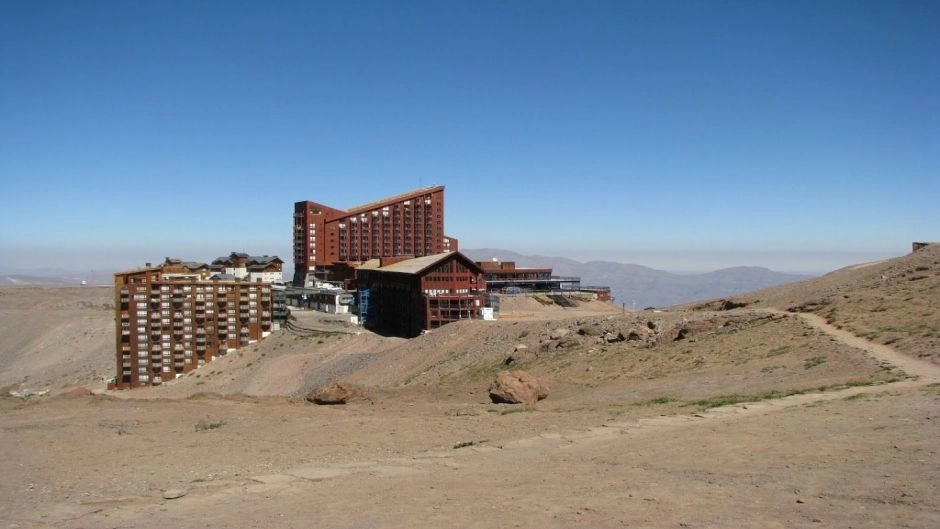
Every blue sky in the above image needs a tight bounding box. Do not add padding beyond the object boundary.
[1,0,937,274]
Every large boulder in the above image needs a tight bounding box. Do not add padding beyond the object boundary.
[488,370,550,405]
[307,381,361,405]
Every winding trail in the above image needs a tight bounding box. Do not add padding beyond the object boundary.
[767,309,940,383]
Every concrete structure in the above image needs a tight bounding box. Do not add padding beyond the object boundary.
[477,259,612,302]
[477,260,581,292]
[293,186,458,285]
[356,252,487,337]
[284,286,355,314]
[112,258,274,389]
[579,286,613,302]
[209,252,283,283]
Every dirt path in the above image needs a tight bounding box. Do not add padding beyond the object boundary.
[767,309,940,383]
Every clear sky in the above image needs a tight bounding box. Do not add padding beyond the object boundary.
[1,1,937,275]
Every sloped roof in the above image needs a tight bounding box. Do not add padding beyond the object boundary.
[211,254,283,266]
[371,251,482,276]
[357,258,382,270]
[344,185,443,216]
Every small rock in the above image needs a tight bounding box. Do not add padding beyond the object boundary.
[307,381,362,405]
[162,489,187,500]
[549,328,570,340]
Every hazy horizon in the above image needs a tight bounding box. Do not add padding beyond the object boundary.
[0,244,906,278]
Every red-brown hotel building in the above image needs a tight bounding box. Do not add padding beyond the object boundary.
[293,185,458,285]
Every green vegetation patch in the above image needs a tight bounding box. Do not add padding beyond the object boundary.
[496,406,537,415]
[803,355,828,369]
[636,396,680,406]
[194,419,226,432]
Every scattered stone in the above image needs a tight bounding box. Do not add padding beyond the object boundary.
[577,325,605,337]
[489,370,550,405]
[307,381,361,405]
[668,326,689,342]
[626,327,654,341]
[162,489,187,500]
[717,299,748,310]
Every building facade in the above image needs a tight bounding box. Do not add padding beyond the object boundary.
[477,260,581,292]
[112,258,274,389]
[209,252,284,283]
[356,252,486,337]
[293,186,458,285]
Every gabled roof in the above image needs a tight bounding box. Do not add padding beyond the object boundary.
[211,253,283,266]
[370,251,483,276]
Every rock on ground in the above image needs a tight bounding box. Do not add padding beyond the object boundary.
[162,489,187,500]
[307,381,361,405]
[488,370,550,405]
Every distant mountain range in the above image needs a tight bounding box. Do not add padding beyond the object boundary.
[1,252,813,308]
[462,248,814,308]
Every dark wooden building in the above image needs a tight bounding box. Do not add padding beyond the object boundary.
[356,252,486,337]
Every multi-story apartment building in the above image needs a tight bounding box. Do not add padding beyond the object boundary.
[112,258,274,389]
[293,186,458,285]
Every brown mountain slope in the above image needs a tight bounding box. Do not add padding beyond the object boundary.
[689,244,940,364]
[0,286,114,392]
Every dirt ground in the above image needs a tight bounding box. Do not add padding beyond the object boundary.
[1,247,939,528]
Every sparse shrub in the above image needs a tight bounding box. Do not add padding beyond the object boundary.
[498,406,537,415]
[639,396,678,405]
[453,440,486,449]
[803,355,827,369]
[194,419,225,432]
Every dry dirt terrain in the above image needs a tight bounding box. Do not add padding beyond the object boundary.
[2,246,939,528]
